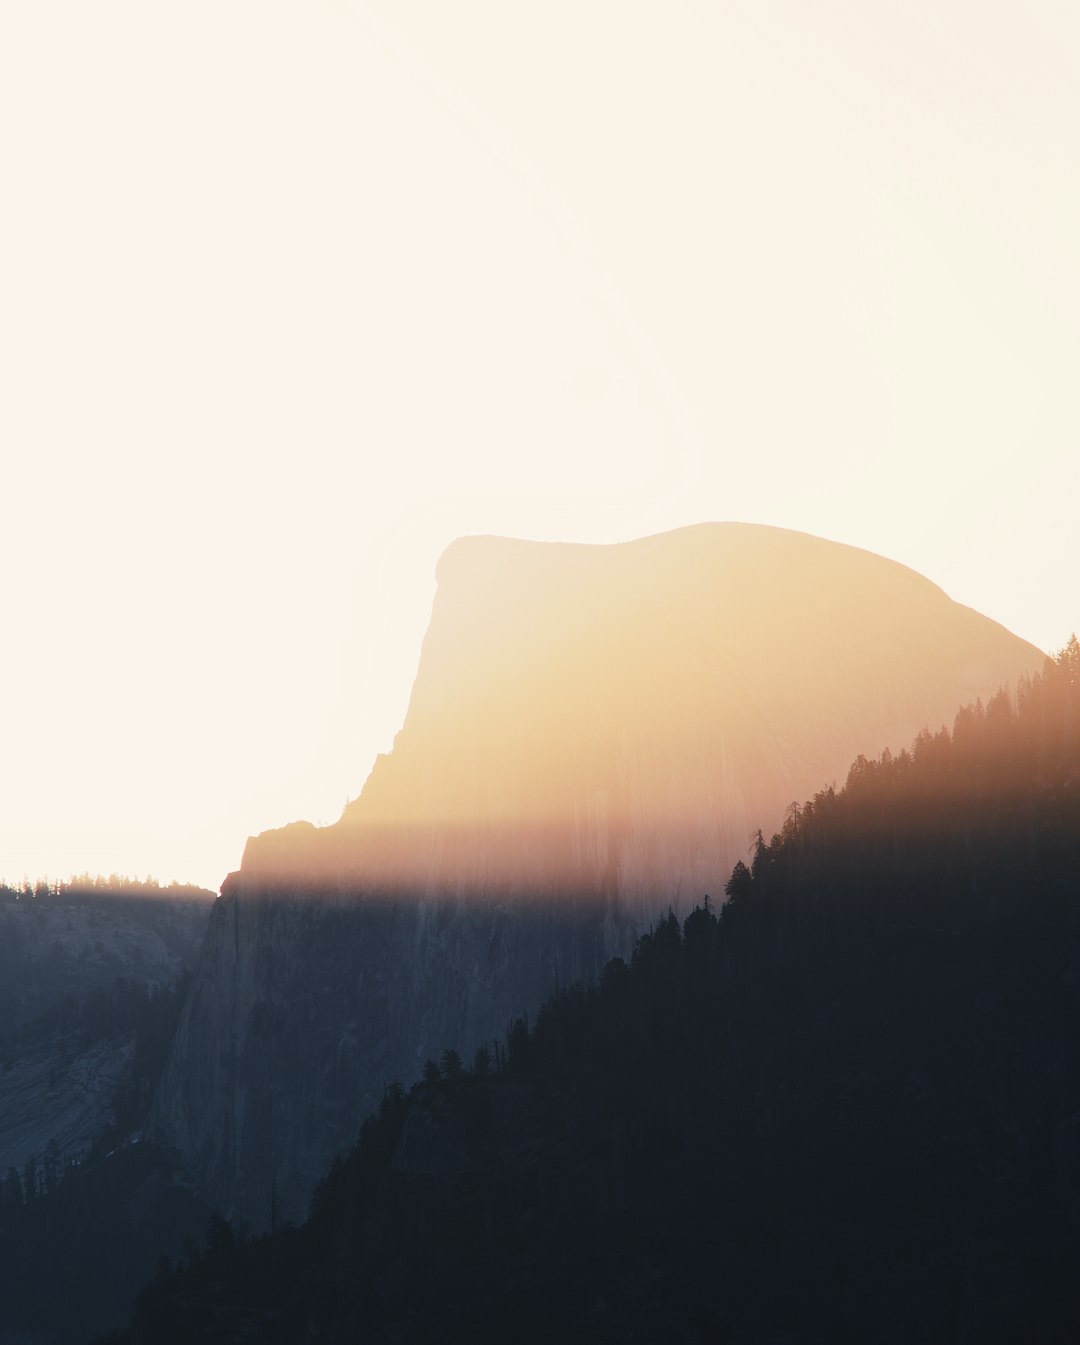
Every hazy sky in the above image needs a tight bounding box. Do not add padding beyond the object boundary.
[3,2,1077,889]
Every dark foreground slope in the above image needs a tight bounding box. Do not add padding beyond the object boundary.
[114,642,1080,1344]
[152,525,1044,1227]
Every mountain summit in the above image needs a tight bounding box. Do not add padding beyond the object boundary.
[248,522,1043,906]
[154,524,1045,1224]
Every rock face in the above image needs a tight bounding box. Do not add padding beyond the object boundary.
[0,890,213,1190]
[0,1036,134,1177]
[152,524,1045,1226]
[154,886,616,1226]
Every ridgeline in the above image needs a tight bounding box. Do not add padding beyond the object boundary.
[103,639,1080,1344]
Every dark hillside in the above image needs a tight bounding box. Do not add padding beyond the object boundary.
[0,878,214,1220]
[154,525,1045,1230]
[109,640,1080,1344]
[0,880,216,1344]
[0,973,212,1345]
[0,876,214,1032]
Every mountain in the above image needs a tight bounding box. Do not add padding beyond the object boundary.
[0,880,213,1033]
[0,882,214,1181]
[0,883,216,1345]
[151,524,1044,1227]
[248,523,1045,904]
[117,644,1080,1344]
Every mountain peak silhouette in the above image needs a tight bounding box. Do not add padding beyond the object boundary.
[242,523,1042,905]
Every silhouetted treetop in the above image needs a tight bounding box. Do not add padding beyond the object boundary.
[95,642,1080,1344]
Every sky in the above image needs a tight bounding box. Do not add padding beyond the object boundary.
[2,1,1077,890]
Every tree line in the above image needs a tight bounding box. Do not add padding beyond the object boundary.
[98,639,1080,1343]
[0,875,213,904]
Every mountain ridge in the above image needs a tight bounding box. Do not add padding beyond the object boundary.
[152,523,1046,1226]
[120,644,1080,1344]
[248,522,1043,903]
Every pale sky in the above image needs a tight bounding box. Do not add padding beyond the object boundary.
[2,2,1077,890]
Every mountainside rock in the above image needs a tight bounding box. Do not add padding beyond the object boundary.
[0,1036,134,1177]
[0,891,213,1033]
[152,524,1044,1225]
[333,524,1045,903]
[155,884,618,1225]
[0,889,213,1200]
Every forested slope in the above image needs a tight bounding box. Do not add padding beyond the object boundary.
[108,640,1080,1344]
[153,525,1045,1231]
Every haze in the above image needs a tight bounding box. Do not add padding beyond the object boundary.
[237,526,1044,905]
[2,2,1077,889]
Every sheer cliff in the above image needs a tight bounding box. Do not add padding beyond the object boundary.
[152,523,1044,1226]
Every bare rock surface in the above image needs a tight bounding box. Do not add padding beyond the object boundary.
[0,1036,134,1175]
[152,524,1045,1226]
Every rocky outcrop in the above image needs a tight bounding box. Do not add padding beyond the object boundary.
[154,881,619,1225]
[0,1037,134,1176]
[152,524,1045,1226]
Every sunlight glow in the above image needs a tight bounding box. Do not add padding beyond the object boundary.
[2,3,1076,888]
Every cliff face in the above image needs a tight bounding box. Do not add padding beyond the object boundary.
[154,875,621,1225]
[152,524,1045,1225]
[333,525,1044,904]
